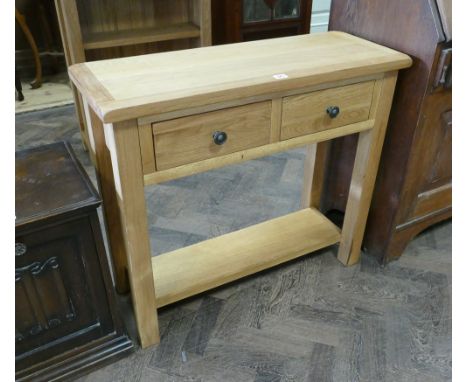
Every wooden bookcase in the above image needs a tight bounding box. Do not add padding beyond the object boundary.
[55,0,211,150]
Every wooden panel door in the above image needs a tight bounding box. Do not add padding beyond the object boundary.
[15,215,115,369]
[396,82,452,223]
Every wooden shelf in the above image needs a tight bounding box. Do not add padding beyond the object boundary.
[83,23,201,50]
[152,208,341,308]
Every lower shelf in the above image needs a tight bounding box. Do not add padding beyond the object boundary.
[152,208,341,308]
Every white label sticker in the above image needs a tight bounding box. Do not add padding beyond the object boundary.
[272,73,289,80]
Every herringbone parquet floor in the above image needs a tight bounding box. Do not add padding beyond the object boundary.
[16,106,452,382]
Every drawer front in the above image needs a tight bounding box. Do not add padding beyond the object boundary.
[153,101,272,170]
[281,81,375,140]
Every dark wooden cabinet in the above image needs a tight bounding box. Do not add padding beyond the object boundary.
[321,0,452,263]
[212,0,312,44]
[15,142,133,381]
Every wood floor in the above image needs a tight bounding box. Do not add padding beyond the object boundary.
[16,105,452,382]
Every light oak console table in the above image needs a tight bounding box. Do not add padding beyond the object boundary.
[69,32,411,348]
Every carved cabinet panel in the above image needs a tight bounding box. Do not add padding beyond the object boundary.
[399,85,452,223]
[15,142,133,382]
[15,216,113,365]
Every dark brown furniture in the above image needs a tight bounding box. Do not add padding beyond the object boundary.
[15,142,133,381]
[16,69,24,101]
[15,7,42,89]
[212,0,312,44]
[319,0,452,263]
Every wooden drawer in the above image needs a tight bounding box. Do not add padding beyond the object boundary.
[281,81,375,140]
[152,102,272,170]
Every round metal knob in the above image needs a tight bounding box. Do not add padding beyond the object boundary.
[326,106,340,118]
[212,131,228,145]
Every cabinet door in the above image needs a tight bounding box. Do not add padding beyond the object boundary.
[15,215,114,369]
[397,88,452,223]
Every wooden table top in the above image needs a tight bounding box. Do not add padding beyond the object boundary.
[69,32,411,123]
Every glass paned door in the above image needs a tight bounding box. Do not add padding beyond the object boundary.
[273,0,301,19]
[243,0,272,22]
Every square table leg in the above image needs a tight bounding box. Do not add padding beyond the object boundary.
[86,104,160,348]
[85,104,130,294]
[301,142,330,210]
[102,119,160,348]
[337,71,398,265]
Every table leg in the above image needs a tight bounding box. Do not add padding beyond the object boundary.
[103,119,160,348]
[85,105,129,294]
[301,142,330,209]
[74,87,90,152]
[337,71,398,266]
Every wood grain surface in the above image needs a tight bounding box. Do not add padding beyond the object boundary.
[153,102,272,170]
[337,72,397,265]
[281,81,374,140]
[104,119,160,347]
[144,119,374,185]
[152,208,341,307]
[68,32,411,123]
[83,23,202,50]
